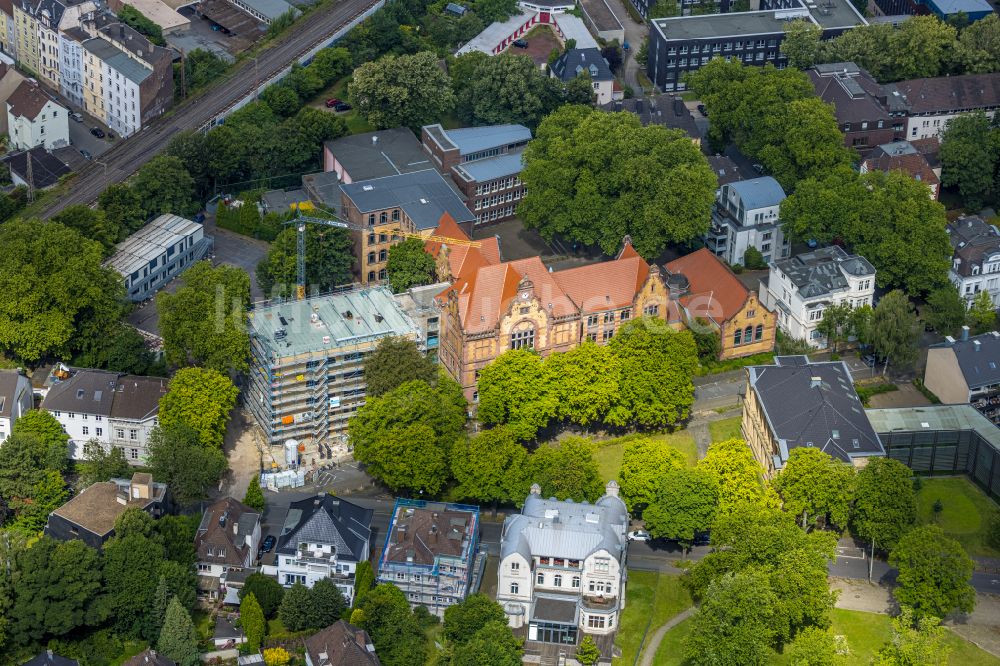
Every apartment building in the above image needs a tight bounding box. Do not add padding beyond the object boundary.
[759,246,876,348]
[274,494,372,605]
[497,482,628,651]
[945,216,1000,308]
[0,368,32,444]
[925,331,1000,426]
[0,0,16,56]
[12,0,39,73]
[377,499,480,618]
[39,364,167,461]
[550,47,618,105]
[36,0,95,90]
[743,356,885,477]
[808,63,898,152]
[6,78,68,149]
[598,94,701,144]
[58,26,86,105]
[883,72,1000,141]
[244,286,422,446]
[647,0,866,91]
[704,175,789,266]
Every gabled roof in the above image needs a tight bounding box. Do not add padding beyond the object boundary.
[665,248,752,325]
[41,368,117,416]
[883,72,1000,115]
[930,332,1000,389]
[7,79,57,119]
[276,495,372,563]
[599,94,699,139]
[727,176,786,210]
[551,47,614,83]
[2,147,71,189]
[196,497,260,567]
[862,141,940,192]
[945,215,1000,277]
[22,652,79,666]
[304,621,381,666]
[0,369,28,420]
[808,64,890,125]
[383,504,476,565]
[121,650,176,666]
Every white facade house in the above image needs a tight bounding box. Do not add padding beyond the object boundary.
[945,216,1000,308]
[272,495,373,607]
[0,369,33,445]
[6,79,68,150]
[497,481,628,647]
[39,365,166,461]
[551,47,619,106]
[759,246,876,348]
[100,51,145,137]
[883,73,1000,141]
[704,176,790,266]
[58,29,87,107]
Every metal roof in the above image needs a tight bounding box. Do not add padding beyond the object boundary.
[651,0,865,41]
[866,405,1000,450]
[340,169,475,230]
[727,176,786,210]
[453,151,524,183]
[925,0,992,15]
[433,124,531,156]
[551,14,599,48]
[105,214,203,277]
[323,127,431,181]
[103,50,152,85]
[239,0,295,20]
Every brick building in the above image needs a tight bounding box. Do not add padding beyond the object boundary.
[808,63,898,152]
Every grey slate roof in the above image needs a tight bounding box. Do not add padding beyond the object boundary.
[728,176,786,210]
[41,368,118,416]
[500,484,628,563]
[600,94,700,138]
[883,72,1000,115]
[772,246,875,300]
[707,155,744,186]
[324,128,431,182]
[22,652,79,666]
[340,169,476,230]
[946,215,1000,278]
[930,332,1000,390]
[109,375,167,421]
[304,621,381,666]
[0,370,26,420]
[747,356,884,468]
[276,495,372,563]
[551,47,614,83]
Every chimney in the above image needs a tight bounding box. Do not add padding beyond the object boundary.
[372,135,378,145]
[961,325,970,341]
[530,483,541,496]
[810,376,822,389]
[973,340,981,352]
[605,479,619,498]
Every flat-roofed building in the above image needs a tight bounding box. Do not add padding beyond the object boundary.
[104,213,213,302]
[244,286,422,446]
[323,127,432,184]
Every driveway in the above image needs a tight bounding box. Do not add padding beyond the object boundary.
[605,0,649,92]
[205,220,271,300]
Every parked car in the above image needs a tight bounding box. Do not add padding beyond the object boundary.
[70,111,83,122]
[697,104,708,117]
[325,98,342,108]
[693,531,711,546]
[512,38,528,48]
[627,530,651,542]
[79,149,92,160]
[194,212,206,223]
[752,163,765,174]
[259,535,276,554]
[622,41,630,50]
[90,127,105,138]
[333,102,352,112]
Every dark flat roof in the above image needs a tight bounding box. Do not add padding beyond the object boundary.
[324,128,432,182]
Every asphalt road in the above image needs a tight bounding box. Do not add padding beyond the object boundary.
[40,0,381,219]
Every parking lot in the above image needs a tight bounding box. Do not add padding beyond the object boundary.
[509,26,563,67]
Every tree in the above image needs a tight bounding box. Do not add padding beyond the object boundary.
[386,238,437,293]
[607,318,699,429]
[816,303,853,353]
[786,626,840,666]
[261,84,301,117]
[157,596,200,666]
[696,438,768,513]
[520,106,717,258]
[240,573,285,619]
[350,51,454,129]
[576,634,601,666]
[98,183,145,236]
[0,219,125,362]
[103,533,164,638]
[443,594,506,643]
[691,320,721,362]
[852,457,916,555]
[643,467,718,548]
[263,647,292,666]
[453,52,562,128]
[131,155,198,217]
[617,437,686,513]
[528,437,605,502]
[158,559,198,613]
[873,608,951,666]
[869,290,921,371]
[309,578,348,628]
[451,426,528,505]
[955,14,1000,74]
[158,367,239,449]
[684,570,778,666]
[547,342,622,427]
[52,205,121,252]
[151,575,170,639]
[477,349,557,441]
[147,424,229,504]
[12,410,70,466]
[114,507,155,538]
[354,560,376,607]
[889,525,975,620]
[241,592,266,651]
[770,547,837,645]
[742,246,767,270]
[256,224,353,299]
[939,111,998,210]
[772,448,854,529]
[968,290,996,334]
[359,583,428,666]
[155,513,200,566]
[244,476,265,512]
[451,621,522,666]
[278,582,314,632]
[781,19,822,69]
[924,285,968,336]
[363,336,437,398]
[10,469,68,535]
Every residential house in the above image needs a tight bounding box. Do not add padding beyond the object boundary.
[743,355,885,477]
[22,652,79,666]
[39,364,167,461]
[322,127,431,184]
[808,62,898,151]
[195,497,261,601]
[339,169,476,284]
[925,330,1000,426]
[212,617,246,649]
[104,213,213,302]
[421,123,531,225]
[0,368,33,444]
[2,145,71,188]
[759,246,876,347]
[704,176,789,266]
[35,0,96,90]
[860,140,940,199]
[550,47,618,106]
[599,94,701,145]
[945,215,1000,307]
[6,78,68,149]
[12,0,40,75]
[304,621,381,666]
[665,249,776,359]
[0,0,16,56]
[58,26,87,106]
[377,499,480,618]
[707,154,745,187]
[122,651,176,666]
[884,72,1000,141]
[274,494,373,605]
[497,481,627,653]
[0,62,26,134]
[44,472,170,548]
[428,216,674,403]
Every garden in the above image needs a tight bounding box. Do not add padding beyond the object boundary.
[915,477,1000,558]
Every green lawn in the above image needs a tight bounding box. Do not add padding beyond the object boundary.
[594,432,699,482]
[708,416,742,444]
[652,609,1000,665]
[314,75,373,134]
[916,477,1000,558]
[614,571,692,665]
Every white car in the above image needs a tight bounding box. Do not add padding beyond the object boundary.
[627,530,651,542]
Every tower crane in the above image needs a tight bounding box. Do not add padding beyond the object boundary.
[287,203,481,300]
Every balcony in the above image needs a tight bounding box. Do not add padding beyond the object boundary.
[581,595,618,612]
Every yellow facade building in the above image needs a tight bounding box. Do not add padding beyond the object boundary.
[12,0,39,75]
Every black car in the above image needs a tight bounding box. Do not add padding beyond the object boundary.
[90,127,105,138]
[259,535,276,554]
[512,38,528,48]
[333,102,353,112]
[80,149,92,160]
[697,104,708,117]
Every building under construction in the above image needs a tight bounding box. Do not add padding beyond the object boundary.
[245,286,421,448]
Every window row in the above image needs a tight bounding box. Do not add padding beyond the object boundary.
[476,206,515,224]
[366,209,402,226]
[667,39,776,55]
[474,176,521,195]
[733,324,764,346]
[474,189,522,210]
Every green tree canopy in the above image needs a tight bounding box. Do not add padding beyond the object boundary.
[256,224,353,299]
[240,573,284,619]
[157,596,200,666]
[643,467,718,546]
[924,285,969,337]
[358,583,428,666]
[684,570,778,666]
[786,626,840,666]
[696,438,769,513]
[241,592,266,650]
[453,52,563,128]
[243,476,265,512]
[350,51,455,129]
[519,106,717,258]
[386,238,437,293]
[781,19,822,69]
[451,426,528,505]
[869,290,921,370]
[772,448,854,529]
[278,582,315,632]
[851,457,916,552]
[363,336,437,398]
[546,342,622,427]
[873,607,951,666]
[477,349,556,441]
[147,424,229,504]
[158,366,238,449]
[617,437,686,513]
[451,620,523,666]
[114,507,155,539]
[939,110,999,210]
[527,436,605,502]
[103,532,165,638]
[131,155,198,218]
[968,290,997,334]
[98,183,146,236]
[889,525,975,620]
[954,14,1000,74]
[443,594,507,643]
